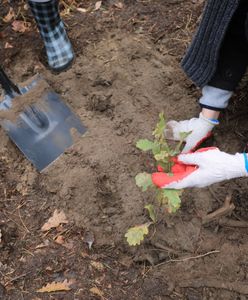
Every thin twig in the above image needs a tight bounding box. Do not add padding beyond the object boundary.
[53,226,72,240]
[179,278,248,295]
[219,218,248,228]
[156,250,220,267]
[18,207,30,233]
[208,187,222,204]
[5,272,30,286]
[202,194,234,225]
[3,211,25,232]
[152,242,180,255]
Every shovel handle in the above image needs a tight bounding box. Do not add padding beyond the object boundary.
[0,66,21,97]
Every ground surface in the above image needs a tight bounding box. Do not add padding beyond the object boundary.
[1,0,248,299]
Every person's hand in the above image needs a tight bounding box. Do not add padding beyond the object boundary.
[164,113,219,153]
[152,147,248,189]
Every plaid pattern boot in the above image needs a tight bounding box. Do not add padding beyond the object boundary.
[28,0,74,72]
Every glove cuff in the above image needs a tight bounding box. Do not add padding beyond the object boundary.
[243,153,248,173]
[199,112,219,126]
[226,153,248,179]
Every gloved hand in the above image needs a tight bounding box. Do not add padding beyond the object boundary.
[164,113,219,153]
[152,147,248,189]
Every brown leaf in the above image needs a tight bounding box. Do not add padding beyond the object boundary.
[37,279,73,293]
[90,261,104,271]
[12,20,31,33]
[54,235,74,249]
[3,8,15,23]
[90,287,104,298]
[35,240,50,249]
[4,42,13,49]
[55,235,65,245]
[114,2,123,9]
[81,251,90,258]
[94,1,102,10]
[77,7,87,13]
[41,209,68,232]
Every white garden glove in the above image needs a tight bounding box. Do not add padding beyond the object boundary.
[152,147,248,189]
[164,113,219,153]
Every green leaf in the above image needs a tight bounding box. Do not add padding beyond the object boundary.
[135,173,153,192]
[136,139,155,152]
[162,189,182,213]
[152,112,166,141]
[151,141,161,156]
[154,151,169,161]
[145,204,156,223]
[125,224,150,246]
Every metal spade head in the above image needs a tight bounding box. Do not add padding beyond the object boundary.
[0,73,87,171]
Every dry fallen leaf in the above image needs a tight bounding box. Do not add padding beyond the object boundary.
[35,240,50,249]
[3,8,15,23]
[55,235,74,249]
[4,42,13,49]
[114,2,123,9]
[90,261,104,271]
[90,287,104,298]
[81,251,90,258]
[41,209,68,232]
[77,7,87,13]
[95,1,102,10]
[12,20,31,33]
[55,235,65,245]
[37,279,73,293]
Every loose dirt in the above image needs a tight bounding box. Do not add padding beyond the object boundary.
[0,77,50,121]
[1,1,248,299]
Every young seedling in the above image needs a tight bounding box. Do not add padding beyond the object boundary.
[125,112,190,246]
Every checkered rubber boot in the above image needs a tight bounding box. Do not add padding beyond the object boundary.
[28,0,74,72]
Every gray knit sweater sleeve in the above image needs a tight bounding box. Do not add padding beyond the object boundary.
[181,0,240,88]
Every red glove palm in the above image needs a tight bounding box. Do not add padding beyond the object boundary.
[153,154,198,188]
[152,147,248,189]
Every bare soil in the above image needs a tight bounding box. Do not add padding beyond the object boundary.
[1,1,248,299]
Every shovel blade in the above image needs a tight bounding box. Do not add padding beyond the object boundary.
[1,87,87,172]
